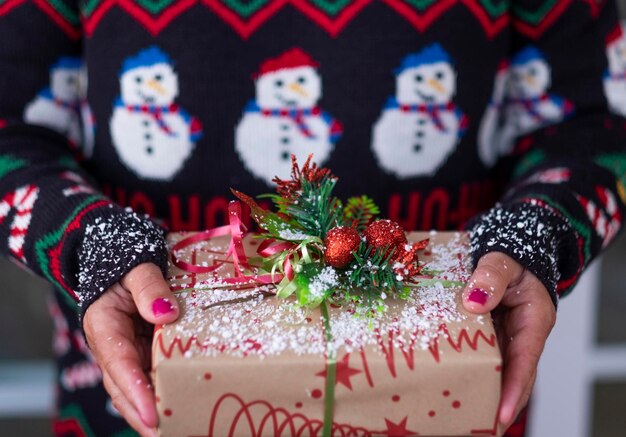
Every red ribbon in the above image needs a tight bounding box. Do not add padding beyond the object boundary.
[171,201,290,287]
[256,239,296,281]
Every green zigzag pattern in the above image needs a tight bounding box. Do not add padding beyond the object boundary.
[66,0,560,26]
[222,0,270,18]
[47,0,80,25]
[513,0,559,25]
[83,0,175,16]
[478,0,509,17]
[76,0,516,20]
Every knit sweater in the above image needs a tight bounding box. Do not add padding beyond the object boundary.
[3,0,624,308]
[1,2,625,434]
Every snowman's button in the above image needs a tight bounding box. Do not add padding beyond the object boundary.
[146,146,154,155]
[413,144,422,152]
[142,120,150,127]
[416,131,424,138]
[281,137,290,144]
[145,133,152,140]
[281,151,290,161]
[280,124,290,131]
[417,118,427,125]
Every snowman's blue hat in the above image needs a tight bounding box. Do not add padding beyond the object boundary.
[511,46,545,66]
[51,57,82,71]
[394,43,452,75]
[120,46,172,76]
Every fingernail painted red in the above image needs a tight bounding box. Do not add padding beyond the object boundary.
[152,298,175,316]
[468,288,489,305]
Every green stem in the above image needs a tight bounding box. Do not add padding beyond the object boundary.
[320,302,336,437]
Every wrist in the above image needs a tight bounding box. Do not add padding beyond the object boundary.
[76,207,168,315]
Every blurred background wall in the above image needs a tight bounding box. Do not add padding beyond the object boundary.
[2,2,626,436]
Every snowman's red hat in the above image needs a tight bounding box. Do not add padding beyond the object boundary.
[606,24,624,46]
[254,48,319,79]
[497,59,509,72]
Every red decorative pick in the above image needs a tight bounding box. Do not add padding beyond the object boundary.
[324,226,360,268]
[364,219,407,258]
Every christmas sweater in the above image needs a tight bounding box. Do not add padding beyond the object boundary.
[1,0,626,354]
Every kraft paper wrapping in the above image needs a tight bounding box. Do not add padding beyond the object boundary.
[153,231,502,437]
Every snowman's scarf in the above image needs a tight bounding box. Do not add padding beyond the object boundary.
[40,89,80,114]
[506,94,573,124]
[604,69,626,81]
[384,97,464,133]
[245,100,342,141]
[118,100,193,138]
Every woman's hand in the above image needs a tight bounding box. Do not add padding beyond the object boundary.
[83,263,180,437]
[462,252,557,430]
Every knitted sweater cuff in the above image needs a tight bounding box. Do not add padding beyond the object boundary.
[465,202,570,307]
[76,206,169,316]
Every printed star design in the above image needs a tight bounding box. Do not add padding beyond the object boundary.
[316,353,361,390]
[383,416,418,436]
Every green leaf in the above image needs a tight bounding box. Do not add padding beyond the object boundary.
[343,195,380,231]
[231,188,305,239]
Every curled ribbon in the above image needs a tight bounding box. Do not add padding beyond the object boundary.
[171,201,295,287]
[171,200,337,434]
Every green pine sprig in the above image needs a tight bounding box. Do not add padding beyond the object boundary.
[280,174,342,240]
[342,195,379,231]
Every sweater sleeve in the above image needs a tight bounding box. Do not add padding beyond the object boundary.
[467,0,626,306]
[0,4,168,315]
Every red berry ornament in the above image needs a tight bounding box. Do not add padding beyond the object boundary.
[324,226,361,268]
[364,220,407,258]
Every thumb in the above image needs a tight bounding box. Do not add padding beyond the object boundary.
[120,263,180,324]
[462,252,523,314]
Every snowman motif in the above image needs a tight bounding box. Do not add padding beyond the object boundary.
[24,57,83,149]
[603,24,626,116]
[498,46,574,155]
[371,44,467,178]
[109,46,202,181]
[477,60,509,168]
[235,48,342,186]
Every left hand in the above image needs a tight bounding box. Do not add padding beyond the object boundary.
[462,252,557,430]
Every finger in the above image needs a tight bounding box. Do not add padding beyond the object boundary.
[103,371,158,437]
[463,252,524,313]
[85,301,158,429]
[121,263,179,324]
[498,305,552,427]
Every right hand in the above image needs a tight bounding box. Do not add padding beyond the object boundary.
[83,263,180,437]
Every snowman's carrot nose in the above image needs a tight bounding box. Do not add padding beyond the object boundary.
[427,78,446,94]
[288,82,309,98]
[147,79,167,96]
[524,74,537,87]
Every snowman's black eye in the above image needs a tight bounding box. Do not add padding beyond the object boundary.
[135,76,142,84]
[66,76,76,85]
[435,71,445,80]
[154,74,163,81]
[528,67,537,76]
[297,76,306,84]
[275,79,284,88]
[415,74,423,83]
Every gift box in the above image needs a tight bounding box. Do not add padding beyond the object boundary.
[152,229,502,437]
